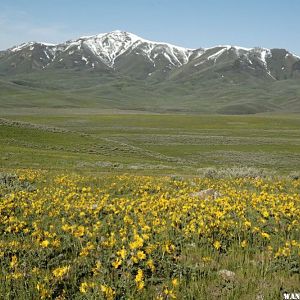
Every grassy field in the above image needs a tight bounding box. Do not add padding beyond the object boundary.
[1,112,300,299]
[0,113,300,175]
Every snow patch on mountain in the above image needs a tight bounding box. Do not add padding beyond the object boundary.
[56,30,195,68]
[10,42,35,52]
[207,47,230,63]
[292,53,300,60]
[81,31,141,67]
[194,61,206,67]
[258,49,272,67]
[43,50,50,60]
[82,56,89,64]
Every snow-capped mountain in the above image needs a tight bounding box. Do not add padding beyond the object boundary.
[1,31,300,114]
[68,30,196,67]
[5,30,196,69]
[1,30,300,81]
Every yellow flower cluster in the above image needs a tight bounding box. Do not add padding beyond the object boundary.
[0,170,299,299]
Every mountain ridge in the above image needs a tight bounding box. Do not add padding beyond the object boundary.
[6,30,300,59]
[1,30,300,115]
[2,30,299,79]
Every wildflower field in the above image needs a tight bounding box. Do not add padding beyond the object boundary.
[0,169,299,299]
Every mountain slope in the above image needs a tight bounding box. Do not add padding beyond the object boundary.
[0,30,300,114]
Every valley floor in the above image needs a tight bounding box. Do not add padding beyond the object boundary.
[0,112,300,175]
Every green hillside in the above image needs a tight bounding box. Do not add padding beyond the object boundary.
[1,70,300,114]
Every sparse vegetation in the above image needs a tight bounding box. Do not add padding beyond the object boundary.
[0,172,35,196]
[289,171,300,181]
[1,114,300,174]
[197,166,274,179]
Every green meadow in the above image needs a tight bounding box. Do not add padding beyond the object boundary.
[1,112,299,175]
[1,104,299,300]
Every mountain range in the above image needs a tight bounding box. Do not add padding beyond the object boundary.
[1,30,300,114]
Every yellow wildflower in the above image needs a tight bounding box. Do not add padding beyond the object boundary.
[36,283,50,299]
[261,232,270,239]
[241,240,248,248]
[100,285,115,300]
[135,269,145,290]
[10,255,18,269]
[92,261,102,275]
[112,258,122,269]
[136,250,146,260]
[79,282,89,294]
[129,235,144,250]
[117,247,127,259]
[213,241,221,250]
[74,225,85,237]
[164,288,176,299]
[52,265,70,279]
[172,278,179,287]
[40,240,50,248]
[146,259,155,272]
